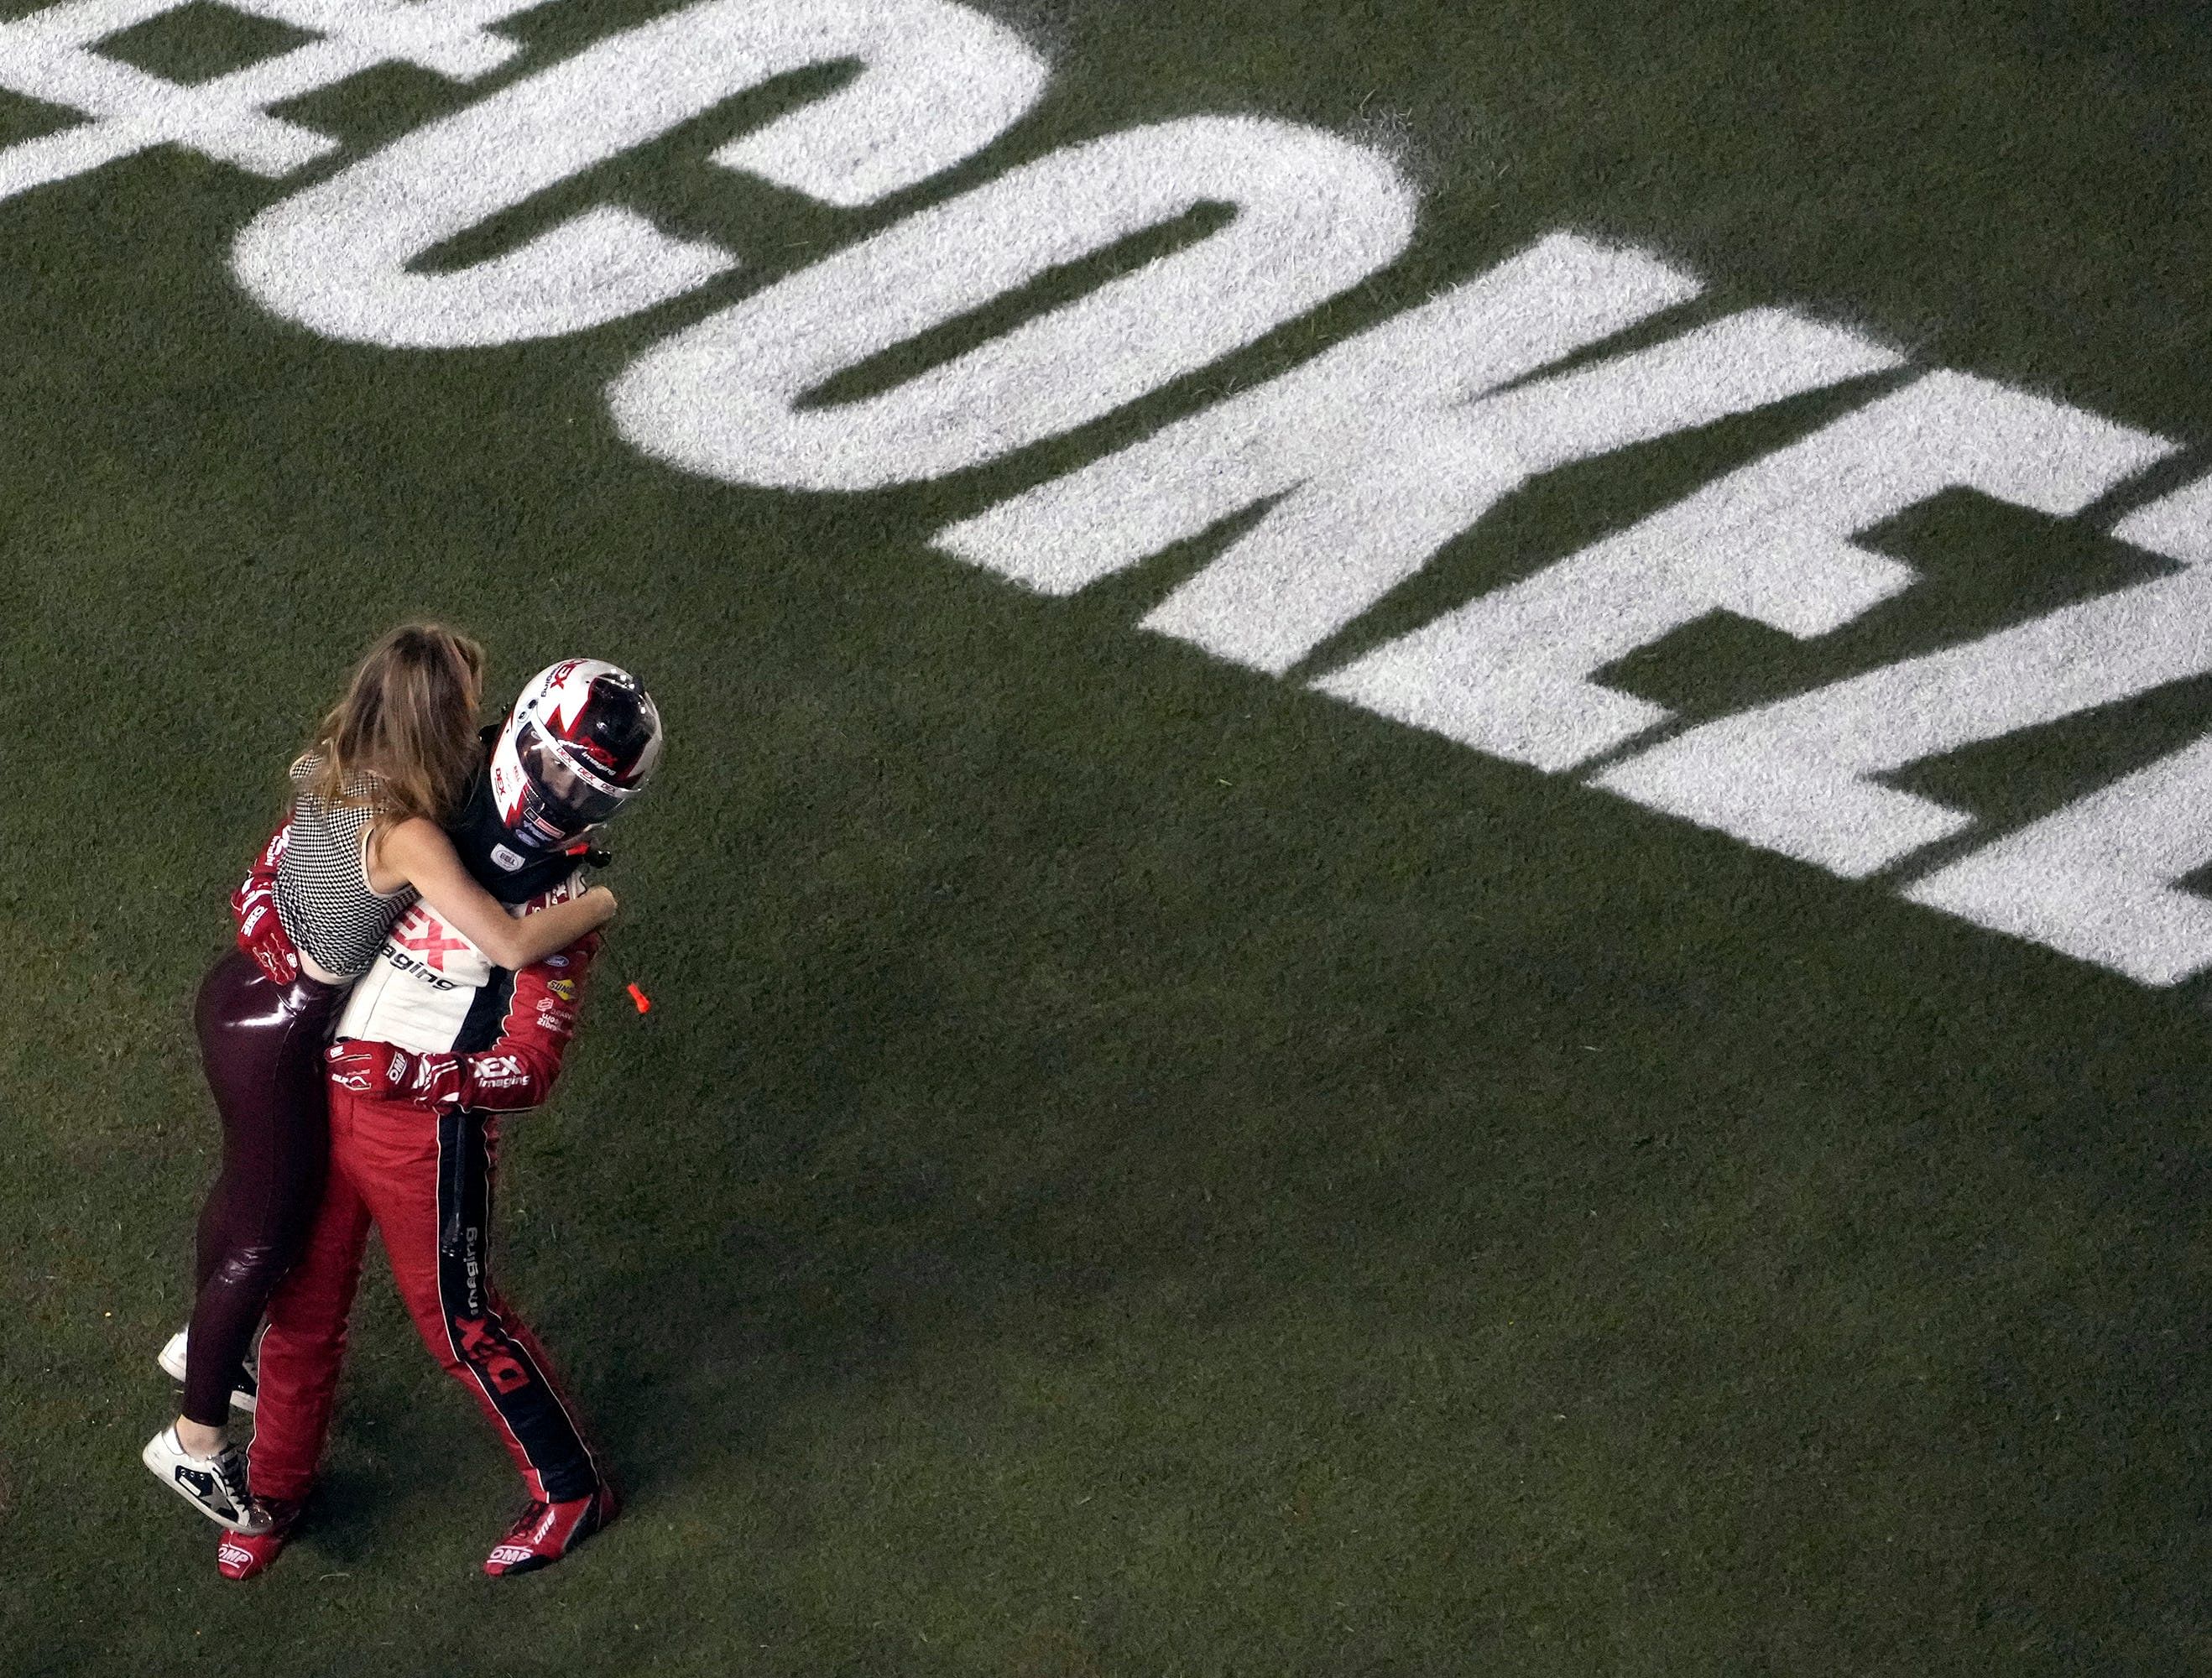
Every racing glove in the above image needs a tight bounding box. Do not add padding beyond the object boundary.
[231,822,300,985]
[326,1040,540,1113]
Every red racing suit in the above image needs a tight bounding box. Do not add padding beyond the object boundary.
[246,861,605,1507]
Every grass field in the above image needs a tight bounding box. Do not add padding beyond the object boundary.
[5,0,2212,1671]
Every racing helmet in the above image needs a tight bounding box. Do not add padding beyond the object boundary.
[488,659,664,850]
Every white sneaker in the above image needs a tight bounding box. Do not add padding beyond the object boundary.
[142,1426,271,1534]
[156,1328,258,1415]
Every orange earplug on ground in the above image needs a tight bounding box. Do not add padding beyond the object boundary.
[627,983,652,1015]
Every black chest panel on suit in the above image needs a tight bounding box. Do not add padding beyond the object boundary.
[446,737,578,1055]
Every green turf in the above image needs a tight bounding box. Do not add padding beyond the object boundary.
[5,0,2212,1671]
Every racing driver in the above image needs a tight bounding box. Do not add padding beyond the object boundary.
[210,658,663,1581]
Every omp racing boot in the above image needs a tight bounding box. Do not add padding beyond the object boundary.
[483,1483,618,1577]
[217,1498,301,1581]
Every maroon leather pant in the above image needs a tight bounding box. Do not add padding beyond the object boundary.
[184,951,344,1427]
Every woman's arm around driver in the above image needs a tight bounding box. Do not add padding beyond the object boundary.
[371,816,615,971]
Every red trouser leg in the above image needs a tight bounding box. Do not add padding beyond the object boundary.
[341,1088,601,1503]
[247,1097,373,1505]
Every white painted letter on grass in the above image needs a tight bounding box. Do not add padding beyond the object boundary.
[2112,467,2212,565]
[1590,378,2178,873]
[1169,303,1896,680]
[1903,737,2212,986]
[609,117,1417,489]
[0,0,539,202]
[1898,472,2212,984]
[232,0,1048,347]
[1317,373,2158,779]
[937,234,1722,672]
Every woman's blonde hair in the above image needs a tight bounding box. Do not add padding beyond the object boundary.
[305,623,487,824]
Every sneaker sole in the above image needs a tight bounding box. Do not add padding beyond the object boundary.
[140,1438,270,1535]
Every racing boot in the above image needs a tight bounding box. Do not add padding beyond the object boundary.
[217,1498,300,1581]
[483,1483,618,1577]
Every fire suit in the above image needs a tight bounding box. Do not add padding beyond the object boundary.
[247,849,605,1507]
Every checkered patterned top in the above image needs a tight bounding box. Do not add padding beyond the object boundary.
[273,753,418,979]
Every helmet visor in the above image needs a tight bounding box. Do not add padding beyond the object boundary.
[514,718,634,832]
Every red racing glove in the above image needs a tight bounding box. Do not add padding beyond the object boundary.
[231,822,300,985]
[326,1040,465,1109]
[326,1039,544,1113]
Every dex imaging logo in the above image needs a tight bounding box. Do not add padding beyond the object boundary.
[392,905,473,972]
[7,0,2212,989]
